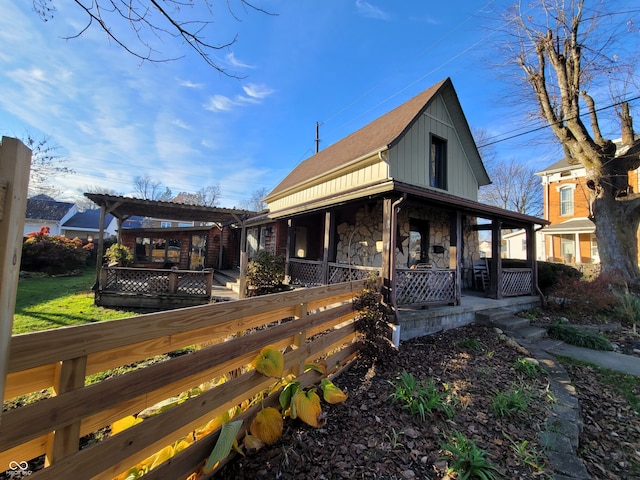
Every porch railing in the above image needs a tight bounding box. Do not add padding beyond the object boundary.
[501,268,533,296]
[288,259,323,286]
[328,263,380,283]
[100,267,213,296]
[1,280,368,479]
[395,268,456,306]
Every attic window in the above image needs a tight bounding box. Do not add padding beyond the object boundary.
[430,134,447,190]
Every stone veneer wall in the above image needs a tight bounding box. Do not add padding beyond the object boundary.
[334,202,480,283]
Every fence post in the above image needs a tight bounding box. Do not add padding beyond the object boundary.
[0,137,31,426]
[45,356,88,466]
[292,302,308,376]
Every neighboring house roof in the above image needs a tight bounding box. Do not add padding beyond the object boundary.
[541,217,595,234]
[62,209,115,231]
[122,216,145,229]
[535,157,581,175]
[266,77,489,201]
[25,195,75,221]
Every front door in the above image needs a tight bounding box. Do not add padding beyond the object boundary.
[408,220,430,267]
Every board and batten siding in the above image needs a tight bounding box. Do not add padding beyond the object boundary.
[267,156,390,213]
[388,95,480,201]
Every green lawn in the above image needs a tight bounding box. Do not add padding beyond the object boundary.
[13,269,138,335]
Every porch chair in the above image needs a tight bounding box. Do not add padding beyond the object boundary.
[472,258,489,291]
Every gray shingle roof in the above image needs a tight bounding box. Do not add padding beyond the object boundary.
[26,195,74,221]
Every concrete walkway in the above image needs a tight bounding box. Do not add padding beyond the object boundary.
[534,337,640,376]
[515,334,639,480]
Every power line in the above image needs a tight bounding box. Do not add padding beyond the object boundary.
[477,95,640,148]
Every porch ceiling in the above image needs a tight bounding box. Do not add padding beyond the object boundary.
[84,193,256,225]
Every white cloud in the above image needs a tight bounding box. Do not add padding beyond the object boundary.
[172,118,191,130]
[226,52,255,70]
[204,84,274,112]
[204,94,236,112]
[179,79,204,88]
[355,0,389,20]
[242,83,274,100]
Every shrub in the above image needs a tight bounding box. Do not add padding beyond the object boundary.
[549,273,619,318]
[22,226,91,274]
[613,293,640,331]
[246,250,287,296]
[547,323,613,351]
[354,276,396,364]
[105,243,133,266]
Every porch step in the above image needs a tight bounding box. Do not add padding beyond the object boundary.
[475,308,547,343]
[475,308,514,325]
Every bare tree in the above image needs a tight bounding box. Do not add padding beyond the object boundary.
[479,158,543,217]
[77,185,121,211]
[24,135,74,198]
[133,175,172,201]
[243,187,269,212]
[32,0,275,74]
[497,0,640,281]
[172,185,221,207]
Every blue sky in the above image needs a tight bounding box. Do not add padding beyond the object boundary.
[0,1,636,208]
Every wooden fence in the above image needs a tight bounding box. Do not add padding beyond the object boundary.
[1,279,369,479]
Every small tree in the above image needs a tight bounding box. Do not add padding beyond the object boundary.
[105,244,133,266]
[246,250,286,296]
[22,226,91,274]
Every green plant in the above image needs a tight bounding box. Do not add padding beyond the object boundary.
[458,337,484,353]
[246,250,288,295]
[614,293,640,333]
[105,243,133,266]
[491,386,529,417]
[385,428,404,449]
[513,358,546,378]
[21,226,92,274]
[354,276,396,364]
[440,430,500,480]
[547,323,613,351]
[388,371,455,421]
[505,435,546,473]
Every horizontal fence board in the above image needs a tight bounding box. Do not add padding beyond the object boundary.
[8,281,366,374]
[4,364,54,401]
[3,279,370,477]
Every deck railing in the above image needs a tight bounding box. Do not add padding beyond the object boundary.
[1,280,368,479]
[101,267,214,296]
[395,268,456,306]
[501,268,534,296]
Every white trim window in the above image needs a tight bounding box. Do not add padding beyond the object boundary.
[559,186,574,216]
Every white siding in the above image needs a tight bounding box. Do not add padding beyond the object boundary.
[389,95,479,201]
[268,157,389,212]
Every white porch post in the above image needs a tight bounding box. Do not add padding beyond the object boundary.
[574,232,581,264]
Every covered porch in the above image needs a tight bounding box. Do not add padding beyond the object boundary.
[84,193,254,309]
[279,182,547,310]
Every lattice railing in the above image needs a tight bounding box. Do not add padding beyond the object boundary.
[395,268,456,306]
[101,267,212,297]
[501,268,533,296]
[328,263,380,284]
[288,259,323,286]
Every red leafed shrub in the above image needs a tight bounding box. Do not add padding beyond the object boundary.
[22,226,92,274]
[549,271,624,319]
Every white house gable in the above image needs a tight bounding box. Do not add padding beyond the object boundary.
[389,94,480,201]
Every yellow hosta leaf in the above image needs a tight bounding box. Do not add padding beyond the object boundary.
[321,378,348,404]
[195,416,223,439]
[304,361,327,375]
[111,415,143,435]
[253,346,284,378]
[250,407,283,445]
[174,438,192,453]
[149,445,174,470]
[293,389,324,428]
[244,433,266,451]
